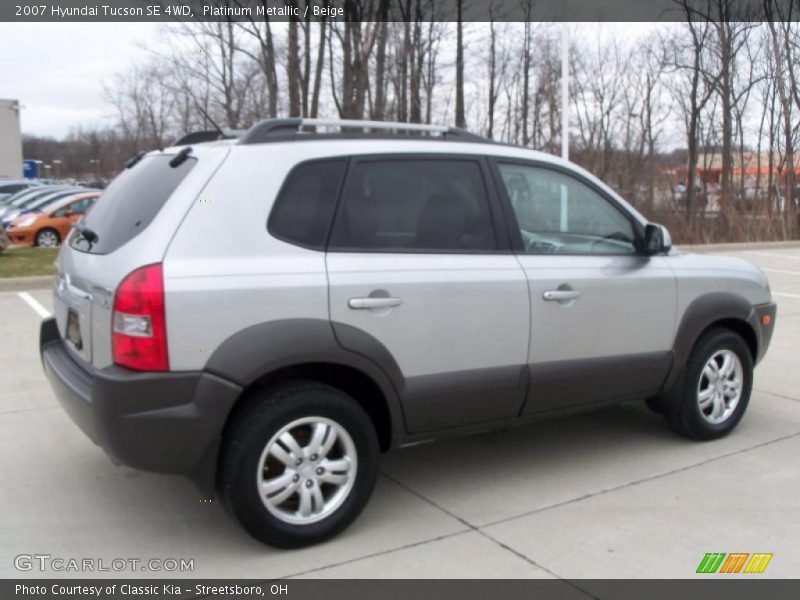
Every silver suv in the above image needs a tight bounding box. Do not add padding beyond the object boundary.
[41,118,776,548]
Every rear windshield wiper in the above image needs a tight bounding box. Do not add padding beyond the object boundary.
[74,222,99,244]
[169,146,193,168]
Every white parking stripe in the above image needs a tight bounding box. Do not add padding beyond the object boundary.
[17,292,52,318]
[747,251,800,261]
[762,268,800,276]
[773,292,800,299]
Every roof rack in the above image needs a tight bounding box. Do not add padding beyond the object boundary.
[173,129,244,146]
[238,118,487,145]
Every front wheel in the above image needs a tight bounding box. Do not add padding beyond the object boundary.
[219,381,379,548]
[666,328,753,440]
[35,228,60,247]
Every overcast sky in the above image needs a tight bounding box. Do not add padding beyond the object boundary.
[0,22,160,137]
[0,22,661,140]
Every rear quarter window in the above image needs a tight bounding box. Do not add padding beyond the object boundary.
[70,155,196,254]
[268,159,346,249]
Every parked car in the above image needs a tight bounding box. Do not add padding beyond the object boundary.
[0,186,58,219]
[0,179,40,202]
[0,187,87,228]
[5,191,99,247]
[0,184,48,210]
[41,119,776,549]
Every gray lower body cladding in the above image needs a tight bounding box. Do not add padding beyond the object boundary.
[40,318,241,489]
[401,352,673,434]
[40,301,776,489]
[523,351,673,415]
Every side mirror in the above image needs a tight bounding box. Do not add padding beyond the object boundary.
[642,223,672,255]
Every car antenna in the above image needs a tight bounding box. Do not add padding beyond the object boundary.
[194,101,226,141]
[125,151,146,169]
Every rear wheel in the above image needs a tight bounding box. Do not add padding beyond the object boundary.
[664,328,753,440]
[35,228,60,247]
[220,381,379,548]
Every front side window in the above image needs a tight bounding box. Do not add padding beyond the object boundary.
[498,163,636,255]
[329,159,496,252]
[54,198,92,217]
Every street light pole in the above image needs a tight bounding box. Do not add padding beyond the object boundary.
[561,22,569,161]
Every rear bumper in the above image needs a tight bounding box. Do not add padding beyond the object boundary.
[749,301,777,364]
[40,318,241,491]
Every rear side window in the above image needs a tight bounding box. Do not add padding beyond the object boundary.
[70,155,196,254]
[268,159,345,249]
[328,159,496,252]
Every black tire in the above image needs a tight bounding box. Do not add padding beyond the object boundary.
[35,228,60,247]
[664,328,753,440]
[219,380,379,548]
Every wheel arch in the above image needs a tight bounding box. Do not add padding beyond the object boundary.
[205,318,405,453]
[664,292,758,391]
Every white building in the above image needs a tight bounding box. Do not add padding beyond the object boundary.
[0,99,23,178]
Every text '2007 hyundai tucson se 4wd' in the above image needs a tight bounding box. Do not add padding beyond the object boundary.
[41,118,776,548]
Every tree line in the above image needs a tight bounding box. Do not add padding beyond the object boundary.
[23,1,800,243]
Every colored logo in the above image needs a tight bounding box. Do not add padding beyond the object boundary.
[697,552,773,574]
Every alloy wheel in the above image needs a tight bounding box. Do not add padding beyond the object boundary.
[256,416,357,525]
[697,349,744,425]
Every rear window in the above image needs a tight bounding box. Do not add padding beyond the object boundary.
[70,155,196,254]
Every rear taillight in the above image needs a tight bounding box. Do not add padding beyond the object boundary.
[112,263,169,371]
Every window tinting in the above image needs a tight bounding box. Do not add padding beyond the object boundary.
[329,159,496,252]
[498,163,636,255]
[268,159,345,249]
[70,155,196,254]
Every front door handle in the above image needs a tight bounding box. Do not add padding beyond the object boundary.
[348,297,404,310]
[543,290,581,301]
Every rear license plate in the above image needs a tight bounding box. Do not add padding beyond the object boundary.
[66,308,83,350]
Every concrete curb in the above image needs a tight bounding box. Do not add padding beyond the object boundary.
[0,276,53,292]
[678,240,800,253]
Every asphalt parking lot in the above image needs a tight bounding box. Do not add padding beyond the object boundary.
[1,244,799,581]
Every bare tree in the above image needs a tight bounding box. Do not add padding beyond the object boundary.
[329,1,380,119]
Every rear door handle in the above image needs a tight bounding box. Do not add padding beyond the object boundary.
[543,290,581,301]
[348,297,404,310]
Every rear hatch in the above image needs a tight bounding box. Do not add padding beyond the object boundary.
[52,146,230,369]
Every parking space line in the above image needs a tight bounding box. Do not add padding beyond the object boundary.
[773,291,800,299]
[762,267,800,276]
[747,251,800,261]
[17,291,52,318]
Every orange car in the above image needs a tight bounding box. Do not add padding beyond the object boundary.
[5,191,100,247]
